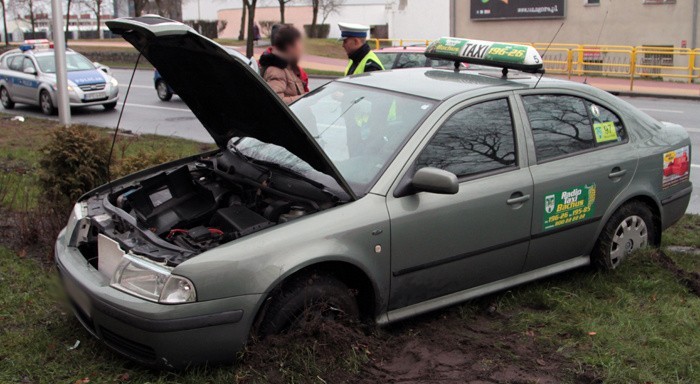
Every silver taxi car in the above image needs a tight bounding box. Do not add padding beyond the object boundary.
[0,40,119,114]
[55,18,692,368]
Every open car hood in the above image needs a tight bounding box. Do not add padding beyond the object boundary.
[106,16,354,198]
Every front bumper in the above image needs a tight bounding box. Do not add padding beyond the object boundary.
[55,229,261,368]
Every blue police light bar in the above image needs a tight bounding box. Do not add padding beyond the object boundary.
[425,37,544,74]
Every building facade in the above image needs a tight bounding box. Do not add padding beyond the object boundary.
[452,0,700,49]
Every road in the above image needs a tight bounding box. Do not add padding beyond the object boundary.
[3,68,699,213]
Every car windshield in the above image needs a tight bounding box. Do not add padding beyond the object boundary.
[35,53,95,73]
[231,83,434,198]
[291,82,435,195]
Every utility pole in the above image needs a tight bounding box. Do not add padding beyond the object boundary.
[51,0,71,126]
[692,0,698,50]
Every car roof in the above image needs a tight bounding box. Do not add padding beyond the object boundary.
[337,67,587,101]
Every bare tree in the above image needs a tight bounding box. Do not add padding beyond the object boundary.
[132,0,148,16]
[16,0,43,33]
[238,0,246,40]
[1,0,9,45]
[277,0,292,24]
[65,0,72,35]
[319,0,342,24]
[243,0,257,57]
[81,0,105,38]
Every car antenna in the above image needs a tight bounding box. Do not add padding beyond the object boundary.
[533,22,564,89]
[584,5,610,85]
[106,52,142,196]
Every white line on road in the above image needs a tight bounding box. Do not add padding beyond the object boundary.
[685,127,700,133]
[639,108,684,114]
[123,103,191,112]
[118,84,153,90]
[692,164,700,169]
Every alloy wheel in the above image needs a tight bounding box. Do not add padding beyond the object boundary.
[609,215,648,268]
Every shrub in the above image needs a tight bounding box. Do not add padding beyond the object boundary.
[38,125,110,208]
[112,148,178,179]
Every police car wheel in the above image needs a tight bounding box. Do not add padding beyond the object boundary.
[0,87,14,109]
[593,201,657,270]
[103,102,117,110]
[156,80,172,101]
[39,91,56,115]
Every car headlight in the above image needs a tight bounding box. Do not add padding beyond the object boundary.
[110,77,118,87]
[111,255,196,304]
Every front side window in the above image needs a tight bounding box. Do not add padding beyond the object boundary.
[22,58,36,72]
[416,98,517,178]
[375,53,398,69]
[522,95,594,161]
[395,53,426,69]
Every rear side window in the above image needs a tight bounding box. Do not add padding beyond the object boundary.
[416,98,517,178]
[376,53,397,69]
[522,95,594,161]
[522,95,627,162]
[395,53,426,69]
[8,56,23,71]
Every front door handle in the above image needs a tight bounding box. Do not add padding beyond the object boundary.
[608,167,627,180]
[507,193,531,205]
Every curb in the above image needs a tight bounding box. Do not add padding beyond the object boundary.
[607,90,700,101]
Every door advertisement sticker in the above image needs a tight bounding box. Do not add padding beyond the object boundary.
[662,146,690,189]
[543,184,596,230]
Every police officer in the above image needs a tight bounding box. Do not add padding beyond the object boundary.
[338,22,384,76]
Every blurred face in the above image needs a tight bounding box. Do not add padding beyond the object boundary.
[284,38,304,63]
[342,37,363,55]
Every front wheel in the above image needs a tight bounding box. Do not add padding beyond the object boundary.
[258,273,360,336]
[0,87,14,109]
[593,201,656,270]
[39,90,56,115]
[156,80,173,101]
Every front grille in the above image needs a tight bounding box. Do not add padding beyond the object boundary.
[100,327,157,362]
[79,83,106,91]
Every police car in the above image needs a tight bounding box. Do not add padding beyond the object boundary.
[0,40,120,115]
[56,16,692,368]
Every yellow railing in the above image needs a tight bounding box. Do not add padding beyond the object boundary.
[369,39,699,91]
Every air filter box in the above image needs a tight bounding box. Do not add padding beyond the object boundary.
[210,206,273,238]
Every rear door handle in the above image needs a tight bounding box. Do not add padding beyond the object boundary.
[507,194,531,205]
[608,167,627,179]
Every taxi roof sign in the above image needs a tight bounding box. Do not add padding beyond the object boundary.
[425,37,544,74]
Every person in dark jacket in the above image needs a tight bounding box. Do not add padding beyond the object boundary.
[338,22,384,75]
[259,25,307,104]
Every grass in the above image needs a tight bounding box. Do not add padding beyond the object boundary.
[1,114,699,382]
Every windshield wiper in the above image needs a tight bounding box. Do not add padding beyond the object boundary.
[314,96,365,139]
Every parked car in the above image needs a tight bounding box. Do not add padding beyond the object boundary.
[375,45,490,70]
[0,40,119,114]
[153,47,259,101]
[56,19,692,368]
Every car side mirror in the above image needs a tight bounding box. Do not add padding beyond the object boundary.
[23,67,37,75]
[411,167,459,195]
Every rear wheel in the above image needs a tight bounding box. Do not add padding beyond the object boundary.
[39,90,56,115]
[0,87,14,109]
[258,273,360,336]
[593,201,656,269]
[156,80,173,101]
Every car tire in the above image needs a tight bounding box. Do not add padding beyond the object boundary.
[0,87,14,109]
[156,80,173,101]
[39,90,56,115]
[593,201,657,270]
[103,101,117,110]
[258,273,360,336]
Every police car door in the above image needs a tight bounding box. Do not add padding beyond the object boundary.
[16,57,39,101]
[387,94,532,310]
[516,91,637,272]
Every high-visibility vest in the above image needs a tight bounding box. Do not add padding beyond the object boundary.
[344,50,385,76]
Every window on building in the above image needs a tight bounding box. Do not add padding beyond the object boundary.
[585,0,601,5]
[416,98,517,178]
[522,95,595,161]
[643,0,676,4]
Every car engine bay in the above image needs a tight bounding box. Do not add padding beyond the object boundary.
[76,149,341,266]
